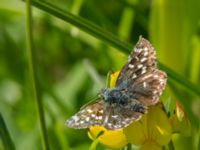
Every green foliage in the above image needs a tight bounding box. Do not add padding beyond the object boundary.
[0,0,200,149]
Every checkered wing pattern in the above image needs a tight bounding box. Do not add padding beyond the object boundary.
[66,100,144,130]
[66,100,104,129]
[102,101,145,130]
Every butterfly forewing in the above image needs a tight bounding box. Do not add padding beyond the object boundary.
[116,37,157,86]
[115,37,166,106]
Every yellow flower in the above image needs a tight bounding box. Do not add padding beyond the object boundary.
[108,71,120,88]
[88,71,128,149]
[88,126,127,149]
[88,71,173,149]
[124,103,172,150]
[139,141,161,150]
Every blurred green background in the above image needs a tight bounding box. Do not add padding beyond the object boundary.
[0,0,200,150]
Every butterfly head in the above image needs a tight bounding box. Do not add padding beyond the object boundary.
[98,88,111,102]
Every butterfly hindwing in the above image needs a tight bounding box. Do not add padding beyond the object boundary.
[132,67,167,106]
[66,100,105,129]
[103,100,146,130]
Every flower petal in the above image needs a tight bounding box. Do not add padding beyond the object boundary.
[140,141,162,150]
[109,71,120,88]
[124,104,172,146]
[88,71,128,149]
[88,126,127,149]
[147,104,172,145]
[123,116,148,145]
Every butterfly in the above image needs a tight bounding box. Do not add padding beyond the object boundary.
[66,36,167,130]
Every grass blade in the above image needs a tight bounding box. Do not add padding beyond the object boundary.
[0,113,15,150]
[30,0,132,53]
[25,0,49,149]
[159,64,200,96]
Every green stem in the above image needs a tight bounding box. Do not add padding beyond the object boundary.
[24,0,200,98]
[126,143,132,150]
[168,140,175,150]
[25,0,50,149]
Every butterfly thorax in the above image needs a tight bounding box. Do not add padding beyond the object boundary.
[98,88,129,105]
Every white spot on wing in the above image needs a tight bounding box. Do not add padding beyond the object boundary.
[140,57,147,62]
[125,118,130,121]
[122,121,127,124]
[132,73,137,79]
[144,47,148,51]
[128,64,134,69]
[86,117,90,122]
[141,67,147,74]
[154,74,159,78]
[111,115,118,118]
[137,64,143,69]
[144,51,148,56]
[98,116,102,120]
[153,90,157,94]
[91,114,95,117]
[142,74,152,80]
[87,109,92,113]
[108,123,112,126]
[72,116,79,121]
[135,56,139,61]
[114,125,119,129]
[135,48,142,53]
[143,82,147,88]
